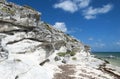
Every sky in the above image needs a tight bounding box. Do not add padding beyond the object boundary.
[7,0,120,52]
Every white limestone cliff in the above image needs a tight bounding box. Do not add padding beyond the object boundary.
[0,0,120,79]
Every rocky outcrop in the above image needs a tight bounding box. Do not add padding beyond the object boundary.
[0,0,119,79]
[100,64,120,78]
[0,0,85,59]
[0,0,6,3]
[0,0,40,28]
[0,1,86,78]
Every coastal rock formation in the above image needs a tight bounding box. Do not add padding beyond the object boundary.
[0,0,120,79]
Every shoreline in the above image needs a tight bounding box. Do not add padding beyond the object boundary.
[50,53,120,79]
[93,52,120,67]
[53,55,120,79]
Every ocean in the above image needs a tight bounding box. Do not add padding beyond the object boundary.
[92,52,120,67]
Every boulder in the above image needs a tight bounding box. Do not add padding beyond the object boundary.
[62,58,67,64]
[54,56,61,61]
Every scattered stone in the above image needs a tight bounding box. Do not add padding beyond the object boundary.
[15,75,19,79]
[62,59,67,64]
[54,56,61,61]
[39,59,50,66]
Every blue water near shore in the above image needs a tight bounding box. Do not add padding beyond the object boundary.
[93,52,120,67]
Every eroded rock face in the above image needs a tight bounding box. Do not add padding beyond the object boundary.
[0,1,92,79]
[0,0,87,64]
[0,0,6,3]
[0,1,40,30]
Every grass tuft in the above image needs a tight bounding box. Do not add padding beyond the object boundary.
[72,57,77,60]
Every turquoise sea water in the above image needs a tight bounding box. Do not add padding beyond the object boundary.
[93,52,120,67]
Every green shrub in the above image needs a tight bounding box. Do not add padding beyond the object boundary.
[57,51,76,57]
[44,22,52,32]
[71,39,78,42]
[66,51,76,56]
[1,7,8,12]
[70,52,76,56]
[1,7,15,15]
[64,34,69,42]
[72,57,77,60]
[57,52,66,57]
[46,25,52,31]
[14,59,21,62]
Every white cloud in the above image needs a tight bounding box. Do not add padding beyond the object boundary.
[54,0,78,13]
[83,4,113,19]
[88,37,94,41]
[67,28,82,34]
[84,15,96,19]
[54,0,90,13]
[53,22,67,32]
[54,0,113,19]
[116,40,120,46]
[75,0,90,8]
